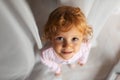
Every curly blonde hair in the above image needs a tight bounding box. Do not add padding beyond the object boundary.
[42,6,93,42]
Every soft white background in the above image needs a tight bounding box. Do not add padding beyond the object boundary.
[0,0,42,80]
[0,0,120,80]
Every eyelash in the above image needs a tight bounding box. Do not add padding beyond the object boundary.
[55,37,64,41]
[72,37,79,41]
[55,37,79,42]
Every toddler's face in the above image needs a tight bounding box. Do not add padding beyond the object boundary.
[51,27,83,60]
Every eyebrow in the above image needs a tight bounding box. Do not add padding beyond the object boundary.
[71,35,82,37]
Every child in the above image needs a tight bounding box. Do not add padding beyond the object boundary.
[39,6,93,76]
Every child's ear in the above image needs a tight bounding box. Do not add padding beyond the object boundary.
[82,34,93,43]
[82,37,89,43]
[50,38,54,44]
[82,36,91,43]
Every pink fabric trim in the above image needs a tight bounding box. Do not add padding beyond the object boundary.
[39,42,91,73]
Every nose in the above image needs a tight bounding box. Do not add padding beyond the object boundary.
[62,40,72,49]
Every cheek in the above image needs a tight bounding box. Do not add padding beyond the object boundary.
[74,44,80,50]
[73,42,82,50]
[52,42,62,51]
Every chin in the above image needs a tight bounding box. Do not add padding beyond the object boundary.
[62,55,73,60]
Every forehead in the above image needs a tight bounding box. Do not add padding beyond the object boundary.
[57,27,82,37]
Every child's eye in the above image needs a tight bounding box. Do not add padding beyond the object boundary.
[55,37,64,41]
[72,37,79,42]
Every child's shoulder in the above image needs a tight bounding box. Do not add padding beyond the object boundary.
[39,44,54,60]
[82,41,91,46]
[40,42,53,54]
[81,41,91,49]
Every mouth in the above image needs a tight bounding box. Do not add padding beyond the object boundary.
[61,51,73,54]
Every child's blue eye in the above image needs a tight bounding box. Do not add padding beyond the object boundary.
[72,37,79,42]
[55,37,64,41]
